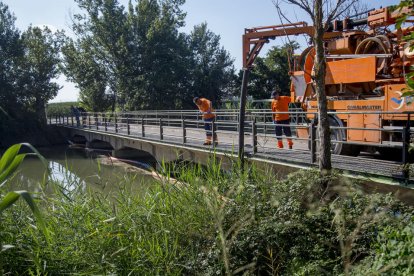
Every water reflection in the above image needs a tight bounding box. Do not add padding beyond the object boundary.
[9,146,154,195]
[48,160,86,193]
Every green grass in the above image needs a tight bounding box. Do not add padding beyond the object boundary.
[0,156,414,275]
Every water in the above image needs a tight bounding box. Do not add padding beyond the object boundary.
[7,145,156,195]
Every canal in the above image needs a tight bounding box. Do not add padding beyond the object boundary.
[8,145,156,195]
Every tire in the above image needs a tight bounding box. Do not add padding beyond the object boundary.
[310,115,361,156]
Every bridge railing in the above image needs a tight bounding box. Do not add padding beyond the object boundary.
[50,110,414,181]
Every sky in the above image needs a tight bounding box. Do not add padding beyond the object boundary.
[2,0,400,103]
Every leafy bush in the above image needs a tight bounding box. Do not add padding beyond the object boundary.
[351,220,414,275]
[0,157,413,275]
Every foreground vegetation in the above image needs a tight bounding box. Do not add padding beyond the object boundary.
[0,152,413,275]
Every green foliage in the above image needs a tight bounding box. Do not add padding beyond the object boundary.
[351,220,414,275]
[46,102,78,117]
[0,154,413,274]
[0,2,64,138]
[63,0,235,111]
[188,23,236,106]
[0,143,48,252]
[17,26,64,124]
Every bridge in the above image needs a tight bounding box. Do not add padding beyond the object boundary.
[49,109,414,187]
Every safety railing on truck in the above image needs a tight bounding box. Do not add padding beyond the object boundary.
[49,110,414,182]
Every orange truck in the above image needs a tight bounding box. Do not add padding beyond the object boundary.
[242,6,414,156]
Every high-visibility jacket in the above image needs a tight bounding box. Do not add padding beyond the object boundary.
[196,98,216,119]
[271,96,290,121]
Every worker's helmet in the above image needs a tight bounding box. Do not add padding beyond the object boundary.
[193,97,200,104]
[271,88,280,98]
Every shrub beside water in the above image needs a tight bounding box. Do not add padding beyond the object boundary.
[0,159,413,275]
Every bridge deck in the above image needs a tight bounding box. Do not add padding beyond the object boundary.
[59,122,411,184]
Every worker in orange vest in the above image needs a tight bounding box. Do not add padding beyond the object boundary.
[193,97,218,145]
[271,88,293,149]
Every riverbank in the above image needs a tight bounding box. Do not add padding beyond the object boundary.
[0,125,67,149]
[1,156,414,274]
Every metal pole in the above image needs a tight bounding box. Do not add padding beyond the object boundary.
[402,113,411,183]
[160,118,163,140]
[127,115,130,135]
[115,114,118,133]
[238,69,250,168]
[104,117,107,131]
[310,123,316,164]
[182,119,186,144]
[141,118,145,137]
[252,119,257,154]
[96,113,99,130]
[212,120,215,146]
[88,115,91,129]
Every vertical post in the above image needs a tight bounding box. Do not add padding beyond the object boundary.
[182,119,186,144]
[96,113,99,130]
[252,118,257,154]
[402,113,411,183]
[58,115,61,124]
[141,118,145,137]
[160,118,163,140]
[49,116,52,125]
[104,116,108,131]
[238,69,250,169]
[197,113,200,128]
[127,115,130,135]
[212,120,215,146]
[71,116,74,126]
[310,123,316,164]
[115,114,118,133]
[88,114,91,129]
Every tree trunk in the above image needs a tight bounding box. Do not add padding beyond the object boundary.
[313,0,332,173]
[35,98,47,128]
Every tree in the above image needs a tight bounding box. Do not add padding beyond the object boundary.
[273,0,360,173]
[187,23,235,107]
[62,38,111,112]
[0,3,62,139]
[70,0,130,111]
[17,26,63,126]
[67,0,194,111]
[0,2,22,117]
[128,0,190,110]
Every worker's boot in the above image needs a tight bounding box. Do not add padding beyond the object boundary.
[277,140,284,149]
[204,137,212,145]
[287,139,293,150]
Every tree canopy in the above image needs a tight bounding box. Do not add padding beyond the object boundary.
[63,0,235,111]
[0,2,62,141]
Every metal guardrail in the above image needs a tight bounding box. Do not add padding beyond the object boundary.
[50,109,414,182]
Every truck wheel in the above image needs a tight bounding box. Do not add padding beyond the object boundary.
[311,115,361,156]
[329,116,361,156]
